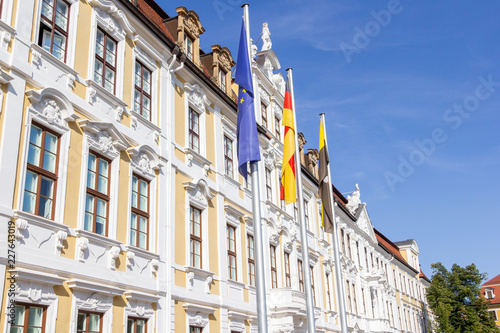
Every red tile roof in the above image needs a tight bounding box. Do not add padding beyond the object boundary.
[136,0,174,42]
[374,228,406,263]
[419,268,431,283]
[482,274,500,305]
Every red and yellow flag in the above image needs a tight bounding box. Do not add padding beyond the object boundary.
[280,73,296,204]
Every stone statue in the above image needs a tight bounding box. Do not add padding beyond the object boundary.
[261,22,272,51]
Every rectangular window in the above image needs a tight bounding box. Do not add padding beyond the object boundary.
[261,102,267,128]
[393,269,397,288]
[490,310,498,321]
[23,124,59,220]
[227,225,237,280]
[341,229,346,254]
[270,245,277,288]
[371,252,374,269]
[94,28,117,94]
[127,317,147,333]
[293,203,298,221]
[188,108,200,153]
[356,241,360,266]
[304,200,310,230]
[326,273,331,310]
[347,234,352,259]
[130,175,149,249]
[219,68,226,91]
[38,0,70,61]
[274,116,280,139]
[11,304,47,333]
[365,247,369,269]
[284,252,291,287]
[190,206,202,268]
[189,327,202,333]
[85,153,110,236]
[265,168,272,201]
[224,135,233,177]
[346,281,352,312]
[362,288,366,314]
[310,266,316,305]
[134,62,152,120]
[247,234,255,286]
[185,35,194,61]
[77,311,103,333]
[298,259,304,292]
[352,282,357,314]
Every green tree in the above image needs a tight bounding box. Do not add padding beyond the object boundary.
[426,262,499,333]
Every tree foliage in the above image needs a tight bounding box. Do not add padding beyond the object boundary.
[426,262,499,333]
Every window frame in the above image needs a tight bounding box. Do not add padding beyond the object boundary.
[188,107,200,153]
[270,244,277,288]
[310,265,316,305]
[38,0,71,62]
[23,123,60,220]
[298,259,304,292]
[127,316,147,333]
[77,310,103,333]
[227,224,237,280]
[93,27,117,95]
[274,115,280,139]
[189,326,202,333]
[190,205,202,268]
[185,34,194,61]
[219,68,226,91]
[130,174,150,250]
[223,135,234,178]
[133,61,152,121]
[325,273,331,310]
[347,233,352,259]
[11,303,48,333]
[247,234,255,287]
[265,167,272,201]
[84,152,111,236]
[284,252,291,288]
[261,102,268,128]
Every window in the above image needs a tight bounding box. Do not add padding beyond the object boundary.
[284,252,291,287]
[245,165,252,190]
[364,247,369,269]
[347,233,352,259]
[77,311,102,333]
[293,203,298,221]
[134,62,152,120]
[356,241,360,265]
[227,225,237,280]
[341,229,345,254]
[219,68,226,91]
[85,153,110,236]
[298,259,304,292]
[274,116,280,139]
[185,35,194,61]
[490,310,498,321]
[247,234,255,286]
[10,303,46,333]
[326,273,331,310]
[130,175,149,249]
[23,124,59,220]
[352,282,357,314]
[270,245,277,288]
[346,281,352,312]
[486,289,494,299]
[188,108,200,153]
[224,135,233,177]
[362,288,366,314]
[38,0,70,61]
[189,327,202,333]
[310,266,316,305]
[190,206,202,268]
[127,317,147,333]
[371,252,374,269]
[261,102,267,128]
[94,28,117,94]
[393,269,397,288]
[265,168,272,201]
[304,200,309,230]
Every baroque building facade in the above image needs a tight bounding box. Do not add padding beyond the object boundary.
[0,0,431,332]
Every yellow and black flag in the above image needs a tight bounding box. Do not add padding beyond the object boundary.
[319,118,333,233]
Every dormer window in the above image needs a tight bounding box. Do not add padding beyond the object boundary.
[185,34,194,61]
[219,68,226,91]
[485,288,495,299]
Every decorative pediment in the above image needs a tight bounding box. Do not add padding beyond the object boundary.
[184,83,210,112]
[89,0,135,38]
[79,120,131,159]
[128,144,161,180]
[354,204,377,244]
[184,179,214,209]
[26,88,79,131]
[177,7,205,39]
[225,204,244,227]
[212,44,235,73]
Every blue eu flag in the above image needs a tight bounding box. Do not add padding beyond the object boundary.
[235,18,260,179]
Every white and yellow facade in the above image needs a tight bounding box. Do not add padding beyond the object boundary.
[0,0,431,332]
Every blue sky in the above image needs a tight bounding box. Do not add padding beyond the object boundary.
[158,0,500,280]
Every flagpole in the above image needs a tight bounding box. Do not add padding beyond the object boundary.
[242,4,269,332]
[320,113,349,333]
[287,68,317,333]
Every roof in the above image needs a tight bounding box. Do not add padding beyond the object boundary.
[374,228,419,275]
[483,274,500,287]
[482,274,500,305]
[419,268,431,283]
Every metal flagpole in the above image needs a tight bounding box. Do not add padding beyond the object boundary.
[287,68,316,333]
[320,113,348,332]
[243,4,269,332]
